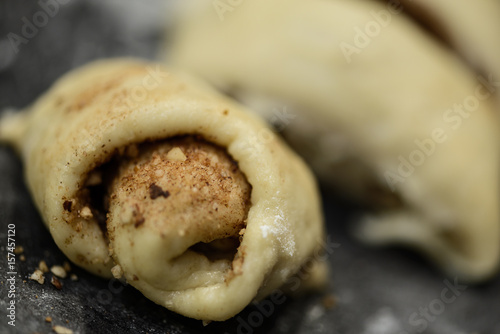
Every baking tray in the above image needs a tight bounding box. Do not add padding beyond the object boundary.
[1,1,499,333]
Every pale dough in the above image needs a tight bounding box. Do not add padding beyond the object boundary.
[166,0,500,282]
[0,58,325,320]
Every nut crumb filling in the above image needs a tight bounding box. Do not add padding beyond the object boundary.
[67,136,252,287]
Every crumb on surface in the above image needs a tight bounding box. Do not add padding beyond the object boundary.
[166,146,187,161]
[45,316,52,323]
[52,325,73,334]
[51,266,67,279]
[20,254,26,261]
[79,206,93,220]
[111,264,123,279]
[14,246,24,254]
[51,276,63,290]
[70,274,78,281]
[30,269,45,284]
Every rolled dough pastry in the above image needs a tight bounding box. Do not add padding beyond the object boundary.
[166,0,500,282]
[0,58,325,320]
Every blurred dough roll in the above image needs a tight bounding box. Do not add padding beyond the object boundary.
[0,59,325,320]
[167,0,500,282]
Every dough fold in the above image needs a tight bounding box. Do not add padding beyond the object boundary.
[0,58,325,320]
[166,0,500,282]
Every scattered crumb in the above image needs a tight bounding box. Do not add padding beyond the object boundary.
[52,325,73,334]
[20,254,26,261]
[111,264,123,279]
[51,276,63,290]
[202,320,212,326]
[70,274,78,281]
[166,147,187,161]
[29,269,45,284]
[63,261,71,273]
[14,246,24,254]
[45,316,52,323]
[35,295,38,299]
[51,266,67,279]
[39,260,49,273]
[79,206,93,220]
[322,294,336,309]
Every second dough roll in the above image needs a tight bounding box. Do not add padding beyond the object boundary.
[0,59,325,321]
[166,0,500,282]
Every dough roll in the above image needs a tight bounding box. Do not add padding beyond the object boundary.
[0,58,325,321]
[166,0,500,282]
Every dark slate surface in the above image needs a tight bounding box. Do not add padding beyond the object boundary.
[0,1,499,333]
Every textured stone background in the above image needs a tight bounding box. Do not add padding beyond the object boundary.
[0,1,499,333]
